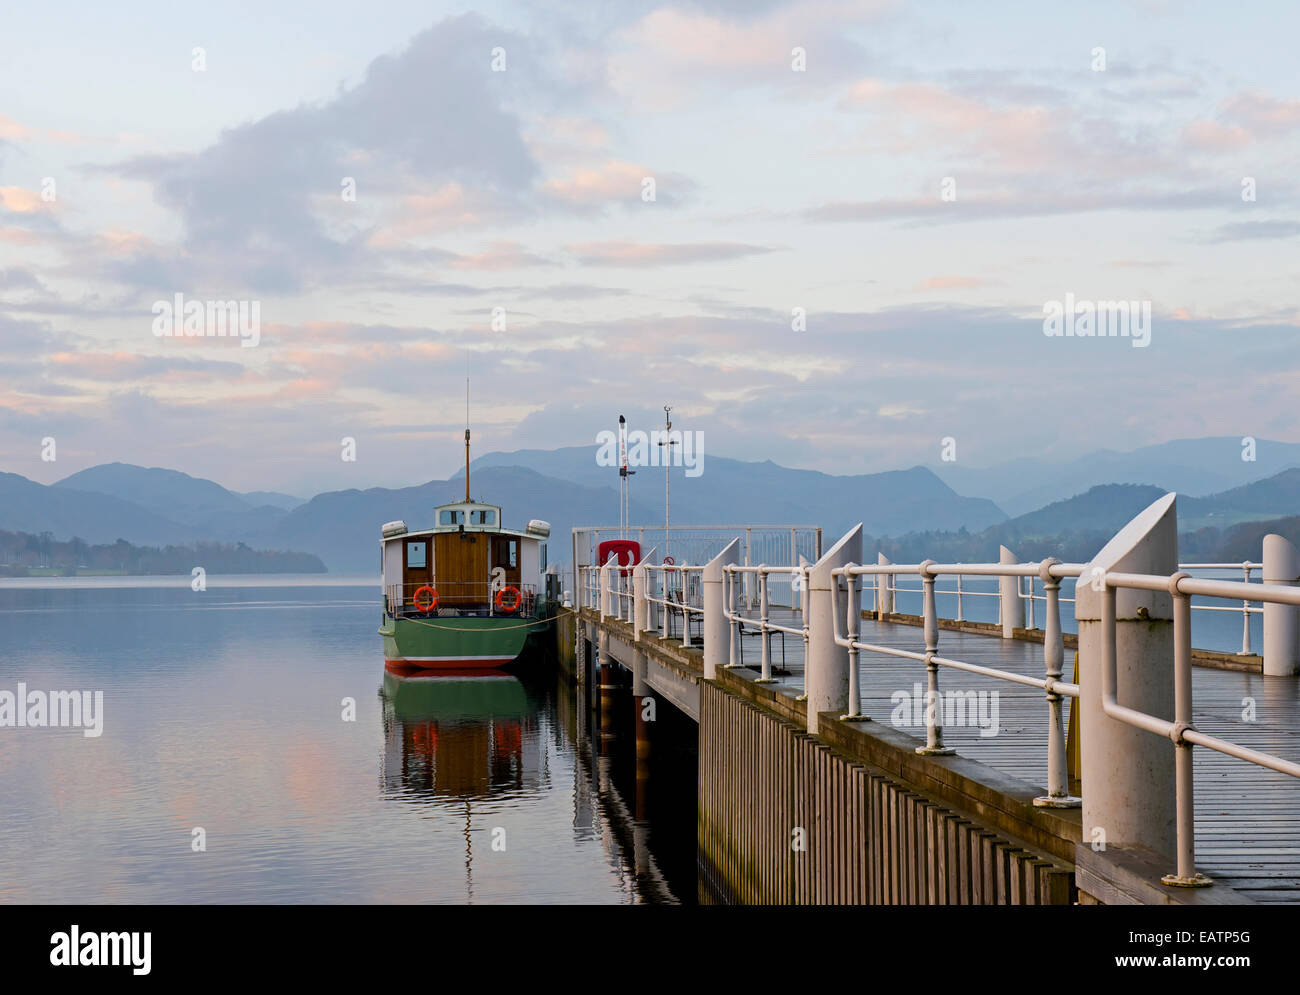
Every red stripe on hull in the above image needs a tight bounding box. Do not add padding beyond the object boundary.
[385,657,515,676]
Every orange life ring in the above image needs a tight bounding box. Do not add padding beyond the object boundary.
[413,585,438,613]
[495,585,521,614]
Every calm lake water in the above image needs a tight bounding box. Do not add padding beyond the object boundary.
[0,577,698,904]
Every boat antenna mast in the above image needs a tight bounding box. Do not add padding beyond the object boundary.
[464,374,471,503]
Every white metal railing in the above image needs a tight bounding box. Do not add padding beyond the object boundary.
[874,570,1007,623]
[722,563,810,683]
[1017,562,1265,654]
[834,559,1083,805]
[642,562,705,643]
[1096,569,1300,884]
[573,524,822,610]
[874,559,1267,656]
[832,555,1300,886]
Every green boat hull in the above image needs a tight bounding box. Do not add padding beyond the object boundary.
[379,610,555,670]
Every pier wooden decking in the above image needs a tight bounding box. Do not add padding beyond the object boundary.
[722,607,1300,904]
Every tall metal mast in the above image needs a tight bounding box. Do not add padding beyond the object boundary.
[658,405,677,562]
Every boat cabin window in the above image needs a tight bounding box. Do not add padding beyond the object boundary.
[540,543,547,573]
[406,541,427,569]
[470,509,496,525]
[494,539,517,569]
[439,510,464,525]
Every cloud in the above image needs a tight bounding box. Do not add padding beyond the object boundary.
[915,276,988,291]
[105,15,546,293]
[446,241,555,271]
[541,160,695,208]
[1208,220,1300,242]
[804,187,1246,226]
[564,240,779,266]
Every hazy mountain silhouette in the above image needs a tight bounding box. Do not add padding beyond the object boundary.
[933,437,1300,516]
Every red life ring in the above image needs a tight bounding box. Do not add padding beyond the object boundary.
[413,585,438,613]
[495,586,521,614]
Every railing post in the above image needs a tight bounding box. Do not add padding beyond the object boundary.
[702,539,740,680]
[916,560,955,756]
[633,560,649,634]
[805,525,863,734]
[660,566,670,640]
[1263,534,1300,676]
[1075,493,1178,864]
[1241,563,1252,656]
[600,561,613,619]
[726,569,739,669]
[1000,545,1023,639]
[841,567,862,719]
[744,528,754,607]
[877,552,894,619]
[799,556,809,619]
[757,567,774,683]
[1164,573,1210,886]
[956,571,964,622]
[1034,558,1080,808]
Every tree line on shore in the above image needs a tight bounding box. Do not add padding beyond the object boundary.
[0,530,327,576]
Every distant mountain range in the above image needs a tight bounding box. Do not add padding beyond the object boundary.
[932,437,1300,517]
[458,446,1007,540]
[2,437,1299,572]
[871,477,1300,564]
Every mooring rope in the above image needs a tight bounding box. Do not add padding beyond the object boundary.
[395,614,555,633]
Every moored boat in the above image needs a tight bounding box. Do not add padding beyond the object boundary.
[378,428,560,671]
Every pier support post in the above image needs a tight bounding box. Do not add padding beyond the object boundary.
[805,525,863,734]
[999,545,1023,638]
[1075,493,1178,862]
[703,539,741,680]
[598,634,617,755]
[876,552,894,619]
[1263,534,1300,676]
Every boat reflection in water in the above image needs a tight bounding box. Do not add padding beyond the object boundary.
[378,655,695,903]
[380,663,546,800]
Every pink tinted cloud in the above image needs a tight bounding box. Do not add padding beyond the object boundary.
[448,241,553,271]
[0,187,49,214]
[916,275,987,291]
[542,161,650,205]
[565,240,777,266]
[1181,119,1251,151]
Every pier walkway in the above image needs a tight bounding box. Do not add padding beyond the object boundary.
[721,607,1300,903]
[569,501,1300,904]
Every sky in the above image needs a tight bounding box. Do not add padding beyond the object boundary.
[1,0,1297,496]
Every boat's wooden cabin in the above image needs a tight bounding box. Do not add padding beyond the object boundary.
[381,500,550,617]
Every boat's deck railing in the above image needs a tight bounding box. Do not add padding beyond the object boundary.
[385,580,539,619]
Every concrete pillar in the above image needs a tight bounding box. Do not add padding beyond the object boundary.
[633,561,649,635]
[631,648,650,753]
[1263,534,1300,676]
[702,538,741,680]
[876,552,894,618]
[999,545,1023,638]
[1075,493,1178,861]
[805,525,863,734]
